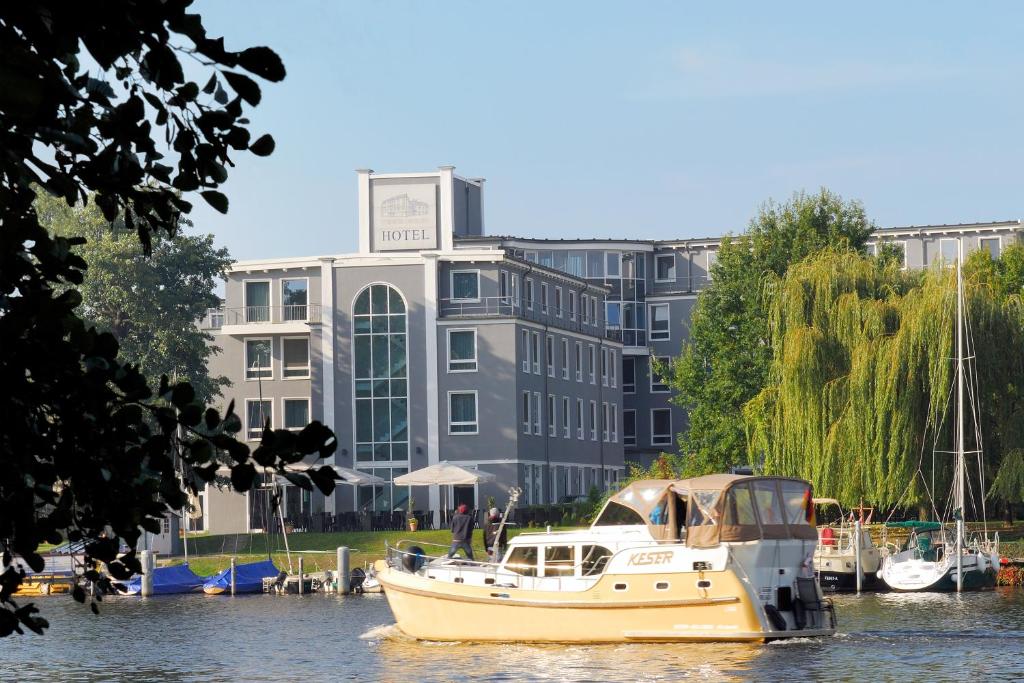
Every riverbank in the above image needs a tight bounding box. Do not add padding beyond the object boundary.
[166,527,579,576]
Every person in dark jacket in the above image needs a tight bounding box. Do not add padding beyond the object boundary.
[484,507,508,562]
[447,503,475,559]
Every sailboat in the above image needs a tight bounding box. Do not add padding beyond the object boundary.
[879,249,1000,592]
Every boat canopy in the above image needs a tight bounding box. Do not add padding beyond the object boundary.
[885,521,942,531]
[594,475,817,547]
[122,563,208,595]
[202,560,279,594]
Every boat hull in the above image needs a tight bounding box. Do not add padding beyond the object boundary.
[880,551,999,592]
[883,566,997,592]
[817,570,885,592]
[375,561,834,643]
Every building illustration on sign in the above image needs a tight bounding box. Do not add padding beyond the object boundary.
[380,193,430,218]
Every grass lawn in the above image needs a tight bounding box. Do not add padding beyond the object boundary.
[168,526,580,576]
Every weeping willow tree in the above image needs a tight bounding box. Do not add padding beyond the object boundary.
[745,248,1024,513]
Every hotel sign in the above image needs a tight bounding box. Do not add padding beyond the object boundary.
[371,182,438,251]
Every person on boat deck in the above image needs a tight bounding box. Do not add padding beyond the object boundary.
[484,507,508,562]
[447,503,476,560]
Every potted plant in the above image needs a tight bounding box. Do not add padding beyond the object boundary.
[407,496,418,531]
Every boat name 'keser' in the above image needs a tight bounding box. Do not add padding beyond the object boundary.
[626,550,674,566]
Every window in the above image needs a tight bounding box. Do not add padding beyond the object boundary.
[522,391,532,435]
[651,356,670,393]
[282,337,310,379]
[448,391,478,434]
[568,291,577,320]
[244,280,270,323]
[650,303,670,341]
[706,251,718,278]
[544,545,575,577]
[560,339,569,379]
[939,238,959,265]
[524,250,538,264]
[499,270,510,303]
[540,283,549,314]
[245,338,272,380]
[574,342,583,382]
[587,252,604,278]
[521,330,530,373]
[611,403,618,443]
[601,348,609,386]
[589,401,598,441]
[623,409,636,446]
[281,278,308,321]
[980,237,1001,259]
[562,396,570,438]
[532,392,542,435]
[447,329,477,372]
[525,278,534,310]
[651,409,672,446]
[590,297,597,326]
[605,252,621,278]
[895,241,908,269]
[547,394,557,437]
[511,273,519,306]
[623,357,635,393]
[865,243,878,257]
[655,254,676,282]
[609,350,617,388]
[283,398,309,430]
[450,270,480,302]
[581,294,589,323]
[606,302,621,329]
[588,345,596,384]
[506,545,537,577]
[246,399,272,440]
[601,402,609,442]
[581,545,613,576]
[594,502,644,526]
[532,332,541,374]
[576,399,584,440]
[546,335,555,377]
[554,287,562,317]
[353,284,409,464]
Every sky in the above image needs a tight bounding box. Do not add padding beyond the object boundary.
[191,1,1024,261]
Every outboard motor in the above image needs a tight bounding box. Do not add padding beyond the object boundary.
[402,546,426,573]
[350,567,366,593]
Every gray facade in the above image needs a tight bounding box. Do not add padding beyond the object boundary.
[200,166,1022,532]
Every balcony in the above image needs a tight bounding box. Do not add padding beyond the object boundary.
[439,297,622,342]
[649,274,711,296]
[204,304,322,335]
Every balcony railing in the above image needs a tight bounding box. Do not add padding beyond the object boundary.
[649,274,711,295]
[201,304,321,329]
[439,297,622,342]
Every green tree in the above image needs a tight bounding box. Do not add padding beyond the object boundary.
[37,191,232,402]
[668,189,875,475]
[1,3,338,636]
[745,248,1024,512]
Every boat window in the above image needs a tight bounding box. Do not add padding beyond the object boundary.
[723,484,758,526]
[779,480,814,527]
[544,546,575,577]
[687,490,719,527]
[581,545,612,576]
[505,546,538,576]
[594,501,645,526]
[649,497,668,525]
[751,481,785,527]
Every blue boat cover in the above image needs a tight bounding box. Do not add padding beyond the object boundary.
[123,563,208,595]
[203,560,279,594]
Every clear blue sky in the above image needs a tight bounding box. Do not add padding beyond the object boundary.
[192,0,1024,260]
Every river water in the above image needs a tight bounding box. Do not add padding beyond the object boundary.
[6,589,1024,681]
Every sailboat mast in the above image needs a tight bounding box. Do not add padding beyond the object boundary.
[955,246,965,592]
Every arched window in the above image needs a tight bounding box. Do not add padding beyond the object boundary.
[353,284,408,469]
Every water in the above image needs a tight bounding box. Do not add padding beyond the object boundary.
[5,590,1024,681]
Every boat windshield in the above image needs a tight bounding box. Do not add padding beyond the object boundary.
[594,501,645,526]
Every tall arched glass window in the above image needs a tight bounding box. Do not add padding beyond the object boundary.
[353,284,408,467]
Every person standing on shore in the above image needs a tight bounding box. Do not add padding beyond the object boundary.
[447,503,475,560]
[484,507,508,562]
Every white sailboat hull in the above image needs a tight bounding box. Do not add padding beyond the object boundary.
[879,550,998,592]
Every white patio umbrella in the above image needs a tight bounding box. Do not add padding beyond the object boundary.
[393,461,496,525]
[330,465,389,486]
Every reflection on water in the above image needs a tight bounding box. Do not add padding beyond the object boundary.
[6,589,1024,681]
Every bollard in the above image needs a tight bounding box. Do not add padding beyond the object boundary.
[230,556,237,596]
[337,546,350,595]
[854,519,863,593]
[140,550,155,597]
[298,557,304,595]
[546,525,552,533]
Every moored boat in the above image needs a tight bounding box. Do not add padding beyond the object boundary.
[813,498,883,592]
[375,474,836,643]
[117,563,209,595]
[203,559,279,595]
